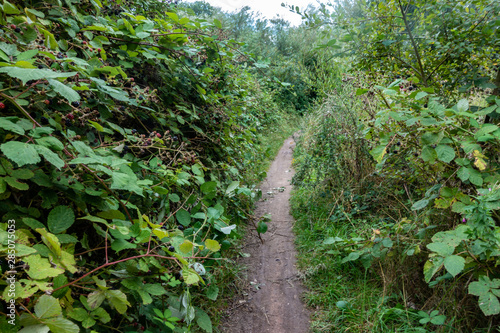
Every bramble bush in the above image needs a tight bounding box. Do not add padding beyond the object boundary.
[0,0,286,332]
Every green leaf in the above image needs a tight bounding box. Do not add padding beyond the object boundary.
[47,79,80,103]
[443,255,465,277]
[205,284,219,301]
[382,238,393,248]
[0,118,25,135]
[421,146,437,163]
[34,295,62,319]
[34,145,64,169]
[370,145,387,163]
[11,168,34,179]
[356,88,369,95]
[92,307,111,323]
[225,181,239,195]
[411,199,429,211]
[205,239,220,252]
[457,167,470,181]
[48,206,75,234]
[43,316,79,333]
[18,325,50,333]
[213,18,222,29]
[35,137,64,152]
[456,99,469,113]
[435,145,455,164]
[87,290,106,310]
[200,181,217,194]
[0,141,41,167]
[424,256,445,283]
[0,67,77,85]
[4,176,29,190]
[179,240,194,254]
[478,293,500,316]
[427,242,454,257]
[2,0,20,14]
[176,209,191,226]
[195,308,212,333]
[169,193,180,202]
[105,289,130,314]
[257,221,268,234]
[68,308,89,322]
[430,315,446,325]
[111,238,137,252]
[25,254,64,279]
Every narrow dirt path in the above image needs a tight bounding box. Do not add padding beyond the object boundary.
[221,136,310,333]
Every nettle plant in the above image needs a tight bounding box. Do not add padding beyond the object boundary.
[0,0,267,332]
[326,80,500,317]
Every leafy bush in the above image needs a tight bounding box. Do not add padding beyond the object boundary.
[0,0,286,332]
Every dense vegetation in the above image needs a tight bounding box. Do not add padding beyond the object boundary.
[2,0,500,332]
[0,0,295,332]
[291,0,500,332]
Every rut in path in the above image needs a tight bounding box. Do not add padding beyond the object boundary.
[221,136,310,333]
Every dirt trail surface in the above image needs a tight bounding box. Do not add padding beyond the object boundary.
[221,136,310,333]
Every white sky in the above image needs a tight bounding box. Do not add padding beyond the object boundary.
[182,0,320,26]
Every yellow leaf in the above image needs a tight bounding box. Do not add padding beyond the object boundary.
[152,228,169,241]
[473,150,487,171]
[179,240,193,254]
[205,239,221,252]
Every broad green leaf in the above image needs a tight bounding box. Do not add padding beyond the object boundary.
[47,206,75,234]
[257,221,268,233]
[195,308,212,333]
[111,238,137,252]
[435,145,455,164]
[169,193,180,202]
[0,141,41,167]
[356,88,369,95]
[200,181,217,194]
[182,267,200,285]
[47,79,80,103]
[206,284,219,300]
[382,238,393,248]
[225,181,239,195]
[423,256,444,283]
[370,145,387,163]
[205,239,220,252]
[25,254,64,279]
[34,145,64,169]
[176,209,191,226]
[34,295,62,319]
[179,240,194,254]
[0,67,76,85]
[411,199,429,211]
[35,137,64,152]
[11,168,34,179]
[43,316,79,333]
[105,289,130,314]
[87,290,105,309]
[427,242,454,257]
[4,176,29,190]
[18,325,50,333]
[421,146,437,163]
[457,167,470,181]
[456,99,469,113]
[92,307,111,323]
[443,255,465,277]
[0,118,25,135]
[431,315,446,325]
[478,293,500,316]
[2,1,20,14]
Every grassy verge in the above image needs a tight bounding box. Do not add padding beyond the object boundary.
[291,187,430,332]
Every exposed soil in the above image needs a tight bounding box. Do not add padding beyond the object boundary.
[220,135,310,333]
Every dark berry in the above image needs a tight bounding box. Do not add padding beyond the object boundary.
[168,246,175,252]
[65,119,72,126]
[71,101,80,107]
[57,53,63,59]
[38,65,44,69]
[14,27,21,33]
[67,114,74,120]
[413,153,419,157]
[132,129,137,134]
[177,225,185,231]
[396,142,401,146]
[120,106,125,111]
[123,145,129,151]
[138,95,144,100]
[172,136,178,141]
[431,144,437,148]
[40,117,49,125]
[69,164,77,169]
